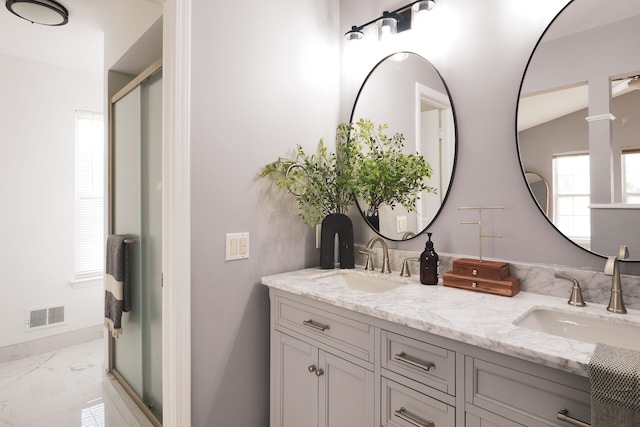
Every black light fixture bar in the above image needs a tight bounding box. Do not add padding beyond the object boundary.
[345,0,435,41]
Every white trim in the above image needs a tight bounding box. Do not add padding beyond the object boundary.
[162,0,191,426]
[585,113,616,122]
[69,276,103,289]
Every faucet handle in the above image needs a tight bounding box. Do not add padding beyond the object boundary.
[619,245,629,260]
[400,257,420,277]
[554,273,586,307]
[358,250,375,271]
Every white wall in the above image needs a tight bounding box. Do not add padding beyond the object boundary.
[0,55,103,347]
[103,2,163,72]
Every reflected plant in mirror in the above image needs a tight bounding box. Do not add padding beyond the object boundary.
[517,0,640,259]
[343,118,436,231]
[351,52,457,240]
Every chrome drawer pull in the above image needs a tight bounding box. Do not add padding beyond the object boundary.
[394,407,434,427]
[302,319,330,331]
[557,408,590,427]
[394,351,435,371]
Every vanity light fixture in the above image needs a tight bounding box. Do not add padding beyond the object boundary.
[5,0,69,26]
[344,0,435,42]
[378,11,399,40]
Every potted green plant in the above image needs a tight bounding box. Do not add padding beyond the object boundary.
[344,118,437,230]
[259,137,357,227]
[260,129,359,268]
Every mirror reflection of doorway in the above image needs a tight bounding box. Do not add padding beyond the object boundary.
[416,82,455,230]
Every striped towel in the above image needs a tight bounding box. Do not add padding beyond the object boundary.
[104,235,132,338]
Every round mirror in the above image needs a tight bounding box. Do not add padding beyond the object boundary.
[517,0,640,260]
[351,52,457,241]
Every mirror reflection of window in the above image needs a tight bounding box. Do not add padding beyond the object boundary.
[553,153,590,248]
[623,149,640,203]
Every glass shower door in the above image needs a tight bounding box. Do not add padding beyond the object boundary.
[110,65,163,424]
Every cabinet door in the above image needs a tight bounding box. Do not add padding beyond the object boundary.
[274,333,318,427]
[318,351,375,427]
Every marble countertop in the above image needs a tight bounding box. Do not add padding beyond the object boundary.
[262,267,640,377]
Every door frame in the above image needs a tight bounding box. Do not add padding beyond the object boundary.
[161,0,192,426]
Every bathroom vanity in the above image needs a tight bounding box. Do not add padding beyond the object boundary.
[262,267,640,427]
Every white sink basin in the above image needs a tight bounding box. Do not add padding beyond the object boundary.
[514,308,640,351]
[312,271,407,293]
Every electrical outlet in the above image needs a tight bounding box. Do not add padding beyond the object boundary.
[396,216,407,233]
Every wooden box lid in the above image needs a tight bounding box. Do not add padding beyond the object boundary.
[452,258,510,281]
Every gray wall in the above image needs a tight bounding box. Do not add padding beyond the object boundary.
[190,0,340,425]
[188,0,639,425]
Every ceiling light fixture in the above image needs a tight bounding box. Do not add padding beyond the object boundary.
[344,0,435,42]
[6,0,69,26]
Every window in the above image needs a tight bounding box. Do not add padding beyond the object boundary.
[622,148,640,203]
[74,111,104,280]
[553,153,590,245]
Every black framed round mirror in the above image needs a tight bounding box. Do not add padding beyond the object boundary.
[517,0,640,260]
[351,52,457,241]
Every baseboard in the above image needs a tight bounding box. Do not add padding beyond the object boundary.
[0,325,104,363]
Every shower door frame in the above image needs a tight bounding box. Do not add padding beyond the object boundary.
[108,58,163,427]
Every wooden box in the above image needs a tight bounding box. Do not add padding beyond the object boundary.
[443,258,520,297]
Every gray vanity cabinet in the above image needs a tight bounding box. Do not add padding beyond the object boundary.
[270,291,375,427]
[268,288,592,427]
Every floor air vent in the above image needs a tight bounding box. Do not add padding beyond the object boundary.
[25,305,66,330]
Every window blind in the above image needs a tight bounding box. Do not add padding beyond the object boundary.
[74,111,104,279]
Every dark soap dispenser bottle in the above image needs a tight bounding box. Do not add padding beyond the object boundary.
[420,232,439,285]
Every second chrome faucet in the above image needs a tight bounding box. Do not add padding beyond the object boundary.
[363,237,391,274]
[604,245,629,314]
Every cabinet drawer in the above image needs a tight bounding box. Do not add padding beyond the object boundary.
[275,295,374,362]
[381,377,455,427]
[381,330,455,395]
[465,357,591,427]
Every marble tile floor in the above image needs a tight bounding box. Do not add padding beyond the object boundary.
[0,339,138,427]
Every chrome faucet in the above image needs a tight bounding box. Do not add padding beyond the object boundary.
[604,245,629,314]
[365,237,391,274]
[554,273,585,307]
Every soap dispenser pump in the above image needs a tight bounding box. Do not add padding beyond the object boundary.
[420,232,439,285]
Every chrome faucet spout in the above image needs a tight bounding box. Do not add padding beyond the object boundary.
[604,245,629,314]
[366,237,391,274]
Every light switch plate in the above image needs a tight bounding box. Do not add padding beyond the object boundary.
[226,232,249,261]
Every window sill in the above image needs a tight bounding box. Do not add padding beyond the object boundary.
[590,203,640,210]
[69,276,103,289]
